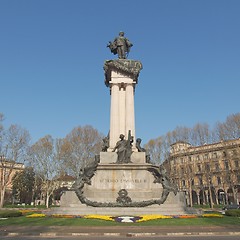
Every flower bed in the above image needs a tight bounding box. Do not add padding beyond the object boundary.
[137,215,172,222]
[22,212,227,222]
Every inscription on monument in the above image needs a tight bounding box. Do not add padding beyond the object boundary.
[100,178,147,184]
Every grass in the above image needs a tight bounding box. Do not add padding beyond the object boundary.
[4,204,47,209]
[192,204,224,209]
[0,216,239,226]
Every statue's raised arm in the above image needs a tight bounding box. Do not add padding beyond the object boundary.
[107,32,133,59]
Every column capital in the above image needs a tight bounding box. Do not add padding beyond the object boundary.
[104,59,143,87]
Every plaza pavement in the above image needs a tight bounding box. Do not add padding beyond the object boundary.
[0,225,240,237]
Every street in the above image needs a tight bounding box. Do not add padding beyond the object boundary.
[1,235,240,240]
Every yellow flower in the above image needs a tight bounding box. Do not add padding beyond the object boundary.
[137,215,172,222]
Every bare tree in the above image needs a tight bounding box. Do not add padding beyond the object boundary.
[0,114,30,207]
[215,113,240,141]
[29,135,60,208]
[58,125,102,177]
[190,123,211,146]
[171,126,191,143]
[145,136,169,164]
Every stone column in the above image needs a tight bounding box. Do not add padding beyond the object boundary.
[197,192,200,205]
[104,59,143,151]
[125,83,136,150]
[119,86,126,141]
[109,83,120,149]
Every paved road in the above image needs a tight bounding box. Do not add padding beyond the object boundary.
[1,236,240,240]
[1,225,240,239]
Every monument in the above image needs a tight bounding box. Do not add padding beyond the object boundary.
[58,32,186,215]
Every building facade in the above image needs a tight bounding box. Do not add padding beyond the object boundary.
[163,139,240,206]
[0,158,25,204]
[0,159,25,191]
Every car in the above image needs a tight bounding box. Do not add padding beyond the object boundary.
[222,204,240,211]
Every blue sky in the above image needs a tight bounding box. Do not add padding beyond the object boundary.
[1,0,240,145]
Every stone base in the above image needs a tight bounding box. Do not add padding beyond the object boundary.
[53,153,186,215]
[53,191,186,215]
[83,163,161,202]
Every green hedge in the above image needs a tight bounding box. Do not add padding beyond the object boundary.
[225,209,240,217]
[0,210,22,218]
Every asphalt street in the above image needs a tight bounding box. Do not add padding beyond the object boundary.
[1,225,240,239]
[1,235,240,239]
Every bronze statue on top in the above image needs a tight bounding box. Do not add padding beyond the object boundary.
[107,32,133,59]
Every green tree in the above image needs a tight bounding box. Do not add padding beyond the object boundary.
[12,167,35,204]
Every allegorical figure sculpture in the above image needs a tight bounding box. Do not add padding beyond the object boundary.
[101,133,109,152]
[107,31,133,59]
[136,138,151,163]
[112,132,133,163]
[149,165,178,204]
[136,138,146,152]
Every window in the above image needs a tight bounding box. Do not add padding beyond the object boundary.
[182,180,186,187]
[205,163,210,172]
[224,161,229,170]
[180,158,184,164]
[213,152,218,158]
[235,160,239,168]
[217,177,221,185]
[227,175,231,183]
[191,179,194,186]
[204,154,208,160]
[199,177,203,185]
[197,164,201,172]
[188,165,192,173]
[188,156,192,162]
[215,163,220,171]
[196,155,200,161]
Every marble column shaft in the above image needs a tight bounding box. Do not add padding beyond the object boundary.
[108,71,137,150]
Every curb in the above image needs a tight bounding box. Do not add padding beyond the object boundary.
[2,231,240,237]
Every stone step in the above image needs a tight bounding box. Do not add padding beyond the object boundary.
[50,205,187,216]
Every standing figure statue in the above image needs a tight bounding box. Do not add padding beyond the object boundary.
[112,132,133,163]
[112,134,127,163]
[125,130,134,163]
[107,31,133,59]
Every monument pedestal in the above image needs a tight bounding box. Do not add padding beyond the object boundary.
[53,152,186,215]
[55,191,186,215]
[84,162,161,202]
[52,56,187,216]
